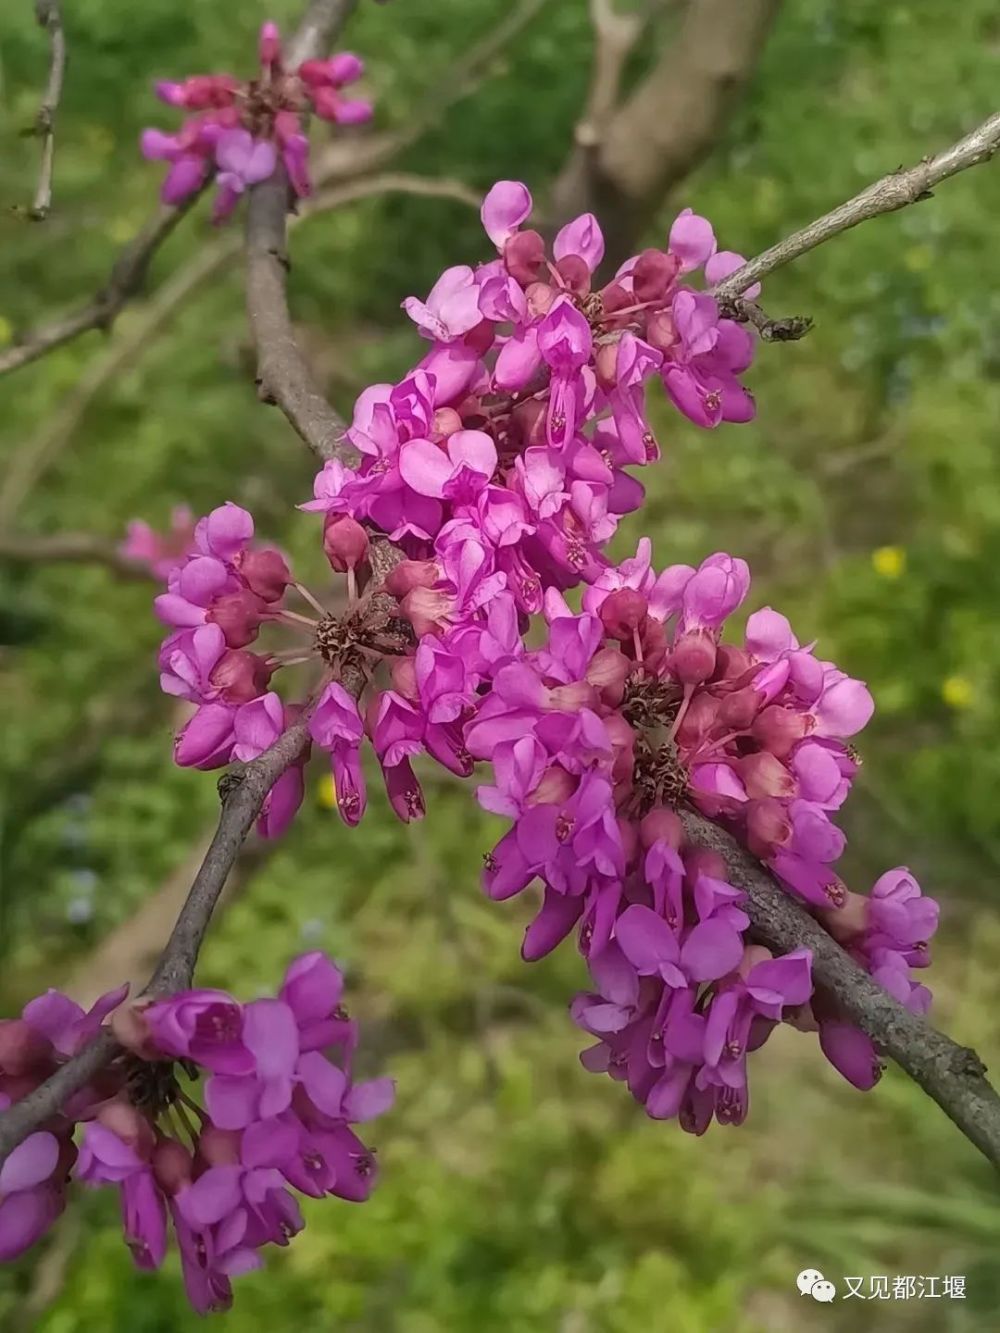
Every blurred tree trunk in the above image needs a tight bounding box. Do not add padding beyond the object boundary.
[550,0,784,268]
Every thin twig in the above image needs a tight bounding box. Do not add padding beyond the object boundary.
[713,109,1000,298]
[716,295,813,342]
[29,0,67,220]
[682,810,1000,1169]
[0,194,204,378]
[0,531,147,576]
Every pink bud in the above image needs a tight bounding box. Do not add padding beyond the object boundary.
[510,399,547,449]
[737,752,796,801]
[599,588,648,641]
[529,764,576,806]
[746,798,792,858]
[236,548,290,603]
[323,514,370,573]
[817,890,868,944]
[632,249,680,302]
[645,310,677,352]
[675,691,721,749]
[0,1020,52,1075]
[210,650,273,703]
[585,646,630,704]
[712,644,752,682]
[752,705,812,759]
[207,590,267,648]
[197,1125,241,1166]
[384,559,438,599]
[258,20,282,68]
[597,282,632,328]
[671,630,717,684]
[399,586,454,637]
[390,656,419,700]
[617,816,639,865]
[717,685,763,730]
[505,231,546,285]
[594,341,618,391]
[464,319,496,357]
[109,1003,157,1060]
[98,1101,155,1158]
[524,281,557,319]
[152,1139,193,1195]
[432,407,463,439]
[683,847,726,884]
[639,807,683,850]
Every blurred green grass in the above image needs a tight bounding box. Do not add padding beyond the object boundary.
[2,0,1000,1328]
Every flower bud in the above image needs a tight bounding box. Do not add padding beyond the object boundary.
[555,254,591,296]
[712,644,752,682]
[683,847,726,884]
[198,1125,242,1166]
[152,1139,193,1195]
[639,806,683,850]
[602,712,636,784]
[323,514,370,573]
[632,248,680,302]
[236,548,290,602]
[737,752,797,801]
[399,587,454,637]
[206,589,267,648]
[594,341,618,391]
[0,1020,52,1076]
[596,282,631,327]
[390,656,419,700]
[109,1002,157,1060]
[675,691,721,749]
[464,319,496,356]
[98,1101,155,1158]
[746,798,792,858]
[617,816,639,865]
[258,20,282,68]
[671,630,717,684]
[645,310,677,352]
[599,588,648,641]
[505,230,546,285]
[529,764,576,806]
[586,646,630,704]
[210,649,273,703]
[384,559,438,599]
[717,685,763,730]
[817,890,868,944]
[510,398,547,449]
[524,281,557,319]
[752,705,811,759]
[432,407,463,439]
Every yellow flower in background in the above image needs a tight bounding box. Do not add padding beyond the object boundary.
[316,772,338,809]
[941,675,974,710]
[872,545,906,579]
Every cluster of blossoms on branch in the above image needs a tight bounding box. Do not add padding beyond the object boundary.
[148,179,938,1126]
[140,22,371,222]
[0,955,392,1313]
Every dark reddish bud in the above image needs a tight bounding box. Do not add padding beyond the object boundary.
[746,798,793,858]
[0,1020,52,1076]
[510,398,547,448]
[671,630,717,684]
[645,310,677,352]
[683,847,727,884]
[98,1101,155,1158]
[638,616,669,673]
[639,806,684,850]
[432,407,463,439]
[207,589,267,648]
[505,230,546,285]
[599,588,649,641]
[464,319,495,356]
[596,282,632,327]
[752,705,812,759]
[153,1139,193,1195]
[617,816,639,865]
[632,249,680,302]
[737,752,797,801]
[524,281,557,319]
[717,685,764,730]
[323,514,370,573]
[384,559,438,599]
[586,646,630,704]
[555,254,591,296]
[236,547,290,602]
[675,692,721,749]
[712,644,752,682]
[210,650,273,703]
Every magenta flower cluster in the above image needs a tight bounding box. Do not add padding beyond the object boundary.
[141,22,371,222]
[0,955,391,1313]
[142,179,938,1129]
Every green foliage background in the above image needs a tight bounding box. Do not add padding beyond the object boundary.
[2,1,1000,1328]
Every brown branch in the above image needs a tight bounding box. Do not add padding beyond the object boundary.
[0,195,203,379]
[0,531,148,576]
[682,810,1000,1169]
[712,109,1000,299]
[29,0,67,221]
[716,295,813,342]
[552,0,783,264]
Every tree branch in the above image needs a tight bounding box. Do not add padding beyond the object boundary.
[552,0,783,264]
[29,0,67,221]
[682,810,1000,1169]
[0,531,147,576]
[712,109,1000,299]
[0,195,203,379]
